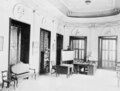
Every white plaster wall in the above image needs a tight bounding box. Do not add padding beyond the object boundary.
[0,0,59,82]
[31,11,58,72]
[0,9,9,83]
[63,23,120,62]
[0,0,120,83]
[0,0,34,82]
[115,0,120,8]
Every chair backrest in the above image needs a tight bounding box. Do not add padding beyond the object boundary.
[1,70,8,80]
[11,62,29,74]
[50,61,56,70]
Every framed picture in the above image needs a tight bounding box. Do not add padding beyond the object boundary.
[0,36,4,51]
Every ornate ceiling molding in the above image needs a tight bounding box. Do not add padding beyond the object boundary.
[64,20,120,28]
[67,8,120,18]
[13,3,26,19]
[47,0,120,18]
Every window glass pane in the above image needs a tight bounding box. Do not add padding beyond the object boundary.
[76,40,79,48]
[73,40,76,49]
[102,51,105,60]
[75,50,78,59]
[74,50,76,59]
[81,40,85,49]
[82,50,84,59]
[102,51,108,60]
[79,50,81,59]
[79,40,82,49]
[103,40,108,50]
[71,40,73,49]
[109,51,115,61]
[109,40,116,51]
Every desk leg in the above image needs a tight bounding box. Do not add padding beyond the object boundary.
[67,67,69,78]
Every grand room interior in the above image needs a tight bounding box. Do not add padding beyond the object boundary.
[0,0,120,91]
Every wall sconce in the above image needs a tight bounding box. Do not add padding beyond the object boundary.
[85,0,91,5]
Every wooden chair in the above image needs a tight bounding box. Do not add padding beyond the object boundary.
[1,70,16,89]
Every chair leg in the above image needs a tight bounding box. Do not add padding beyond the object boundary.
[16,79,18,87]
[2,82,4,88]
[7,82,10,88]
[14,80,16,89]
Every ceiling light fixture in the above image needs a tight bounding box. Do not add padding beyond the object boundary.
[85,0,91,5]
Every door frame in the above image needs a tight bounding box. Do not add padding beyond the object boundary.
[56,33,63,65]
[39,28,51,74]
[8,18,31,79]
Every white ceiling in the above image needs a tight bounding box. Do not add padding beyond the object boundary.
[20,0,120,23]
[47,0,120,18]
[60,0,114,12]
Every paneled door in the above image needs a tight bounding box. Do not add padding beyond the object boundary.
[99,36,117,70]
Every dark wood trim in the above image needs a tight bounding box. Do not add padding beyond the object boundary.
[8,18,31,79]
[8,18,11,80]
[39,28,51,74]
[56,33,63,65]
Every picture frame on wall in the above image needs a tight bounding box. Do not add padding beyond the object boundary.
[0,36,4,51]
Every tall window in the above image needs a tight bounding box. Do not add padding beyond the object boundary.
[98,36,117,69]
[70,36,87,62]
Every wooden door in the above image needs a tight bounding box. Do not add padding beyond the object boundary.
[40,29,51,74]
[56,34,63,65]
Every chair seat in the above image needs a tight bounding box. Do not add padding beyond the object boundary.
[3,79,11,82]
[3,78,16,82]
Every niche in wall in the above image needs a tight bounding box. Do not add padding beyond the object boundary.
[9,19,30,65]
[39,28,51,74]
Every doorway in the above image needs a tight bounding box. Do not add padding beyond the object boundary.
[8,19,30,78]
[39,28,51,74]
[98,36,117,70]
[56,34,63,65]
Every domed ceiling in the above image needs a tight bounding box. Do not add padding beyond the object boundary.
[47,0,120,18]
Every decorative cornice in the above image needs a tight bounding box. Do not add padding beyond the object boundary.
[13,3,26,19]
[67,8,120,18]
[64,20,120,28]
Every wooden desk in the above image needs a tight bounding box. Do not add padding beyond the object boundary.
[61,64,74,73]
[87,64,96,75]
[73,62,89,74]
[56,64,73,77]
[73,62,97,75]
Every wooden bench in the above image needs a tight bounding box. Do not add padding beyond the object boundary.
[11,62,36,86]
